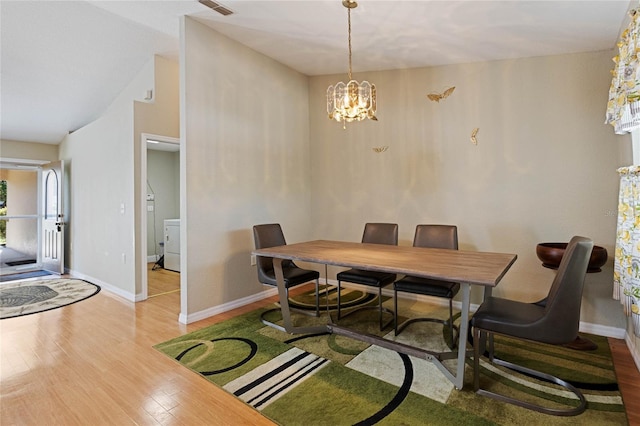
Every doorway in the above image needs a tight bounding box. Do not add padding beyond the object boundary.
[0,166,39,275]
[0,159,55,277]
[140,134,180,300]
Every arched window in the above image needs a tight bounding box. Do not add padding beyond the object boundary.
[44,170,58,220]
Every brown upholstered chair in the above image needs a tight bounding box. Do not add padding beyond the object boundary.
[253,224,320,328]
[393,225,460,345]
[336,223,398,330]
[471,235,593,416]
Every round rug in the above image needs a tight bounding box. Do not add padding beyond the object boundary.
[0,278,100,319]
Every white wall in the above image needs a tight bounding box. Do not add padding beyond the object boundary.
[180,17,312,319]
[309,50,631,332]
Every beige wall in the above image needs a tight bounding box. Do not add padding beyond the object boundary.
[0,139,58,161]
[180,17,312,318]
[133,55,180,295]
[57,54,179,299]
[180,18,633,342]
[309,50,631,332]
[58,57,157,297]
[58,91,136,295]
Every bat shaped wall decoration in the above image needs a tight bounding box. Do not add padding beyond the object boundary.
[372,146,389,153]
[470,128,479,145]
[427,86,455,102]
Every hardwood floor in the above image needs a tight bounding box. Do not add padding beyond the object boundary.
[1,275,639,425]
[610,338,640,425]
[147,263,180,298]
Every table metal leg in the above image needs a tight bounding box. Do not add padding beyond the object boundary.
[453,282,471,390]
[272,258,329,334]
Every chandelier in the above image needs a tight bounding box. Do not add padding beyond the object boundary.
[327,0,377,128]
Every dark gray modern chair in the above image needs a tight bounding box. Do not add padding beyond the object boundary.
[336,223,398,330]
[393,225,460,345]
[253,224,320,329]
[471,235,593,416]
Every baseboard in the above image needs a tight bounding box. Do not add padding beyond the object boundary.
[147,255,160,263]
[66,269,136,302]
[178,286,278,324]
[625,332,640,371]
[579,321,626,339]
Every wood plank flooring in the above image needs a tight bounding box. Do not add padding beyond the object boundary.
[147,262,180,297]
[1,273,639,425]
[610,338,640,425]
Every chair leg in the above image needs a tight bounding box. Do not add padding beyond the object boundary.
[378,287,383,330]
[448,299,456,348]
[473,327,587,416]
[315,278,320,317]
[394,288,399,336]
[491,334,495,360]
[473,326,482,391]
[337,280,342,320]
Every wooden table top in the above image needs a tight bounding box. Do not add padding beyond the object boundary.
[253,240,517,287]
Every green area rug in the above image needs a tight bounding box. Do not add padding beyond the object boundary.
[154,290,627,425]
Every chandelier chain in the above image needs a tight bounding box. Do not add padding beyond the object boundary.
[347,8,353,80]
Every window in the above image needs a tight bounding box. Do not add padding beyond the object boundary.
[44,170,58,220]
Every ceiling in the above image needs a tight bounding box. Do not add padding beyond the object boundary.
[0,0,632,145]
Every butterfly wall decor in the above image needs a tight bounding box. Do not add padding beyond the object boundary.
[372,146,389,153]
[470,128,479,145]
[427,86,455,102]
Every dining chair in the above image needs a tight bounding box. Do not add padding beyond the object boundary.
[253,224,320,330]
[471,235,593,416]
[393,225,460,346]
[336,223,398,330]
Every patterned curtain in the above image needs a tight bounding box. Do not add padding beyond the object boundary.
[614,166,640,336]
[605,7,640,134]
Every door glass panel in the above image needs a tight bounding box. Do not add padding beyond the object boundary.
[0,170,38,273]
[45,170,58,220]
[1,217,38,264]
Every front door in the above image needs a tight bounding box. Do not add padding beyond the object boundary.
[41,161,64,274]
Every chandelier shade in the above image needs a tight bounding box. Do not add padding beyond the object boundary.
[327,80,377,123]
[327,0,377,128]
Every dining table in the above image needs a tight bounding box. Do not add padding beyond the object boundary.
[252,239,517,390]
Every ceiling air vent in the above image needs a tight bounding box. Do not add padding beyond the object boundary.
[198,0,234,16]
